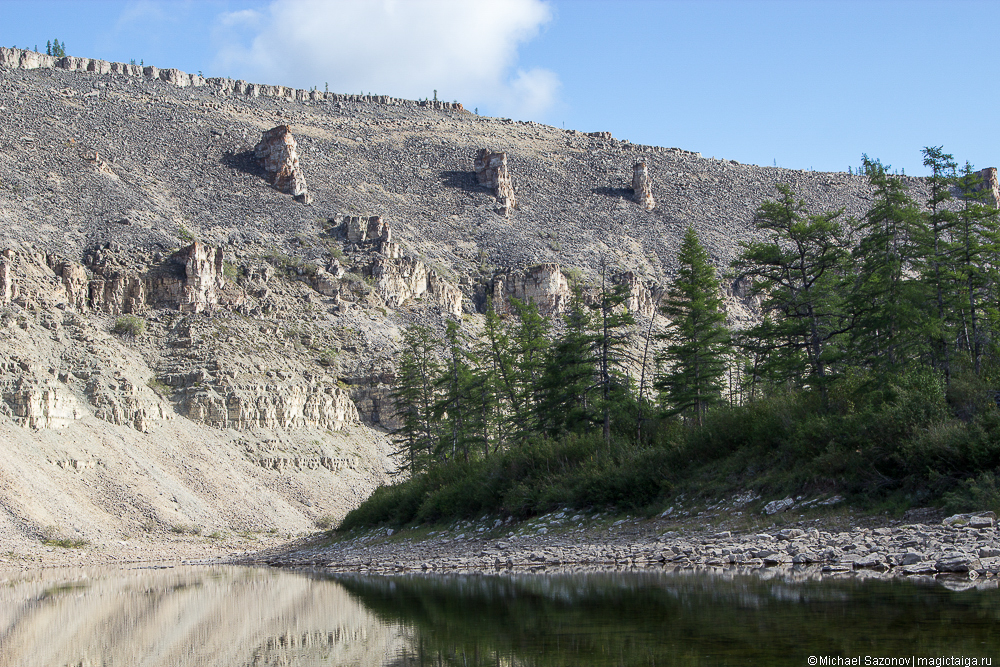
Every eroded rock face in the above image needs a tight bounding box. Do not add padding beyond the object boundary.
[474,149,517,215]
[616,271,658,318]
[632,162,655,211]
[492,264,569,316]
[368,255,463,317]
[5,380,85,429]
[343,215,392,248]
[254,125,310,202]
[180,381,358,431]
[975,167,999,208]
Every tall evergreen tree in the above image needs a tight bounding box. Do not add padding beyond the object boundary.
[538,285,598,436]
[390,325,441,474]
[592,258,637,446]
[954,163,1000,374]
[656,226,731,425]
[918,146,959,383]
[434,320,476,462]
[734,185,852,408]
[849,155,924,375]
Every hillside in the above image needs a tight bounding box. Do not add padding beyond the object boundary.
[0,48,938,558]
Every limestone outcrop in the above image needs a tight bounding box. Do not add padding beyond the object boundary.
[179,380,358,431]
[492,264,570,316]
[367,255,463,317]
[254,125,310,203]
[474,149,517,215]
[632,162,655,211]
[342,215,392,248]
[616,271,659,318]
[975,167,1000,208]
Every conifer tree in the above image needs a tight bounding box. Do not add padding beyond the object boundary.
[849,156,924,374]
[656,226,731,425]
[434,320,476,462]
[734,185,851,408]
[592,258,636,446]
[918,146,959,383]
[391,325,441,473]
[954,163,1000,374]
[538,285,598,435]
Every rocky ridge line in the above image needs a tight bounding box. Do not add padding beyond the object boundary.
[0,47,464,111]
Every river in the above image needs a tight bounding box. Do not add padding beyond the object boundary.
[0,565,996,666]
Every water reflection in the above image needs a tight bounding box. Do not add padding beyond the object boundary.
[0,565,405,667]
[334,570,1000,667]
[2,565,998,666]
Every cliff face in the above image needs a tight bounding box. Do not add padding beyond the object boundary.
[0,50,950,551]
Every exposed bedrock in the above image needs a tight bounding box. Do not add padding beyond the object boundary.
[254,125,311,203]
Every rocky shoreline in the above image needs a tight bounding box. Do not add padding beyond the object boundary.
[249,509,1000,588]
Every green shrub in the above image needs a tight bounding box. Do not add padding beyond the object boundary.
[112,315,145,338]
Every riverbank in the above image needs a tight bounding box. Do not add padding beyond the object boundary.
[249,503,1000,588]
[0,531,292,571]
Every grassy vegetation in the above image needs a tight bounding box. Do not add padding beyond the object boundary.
[40,526,89,548]
[340,367,1000,531]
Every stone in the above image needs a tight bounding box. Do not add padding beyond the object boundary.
[254,125,309,200]
[776,528,805,541]
[181,381,358,431]
[902,561,939,575]
[615,271,658,318]
[632,162,655,211]
[935,555,982,573]
[492,264,570,316]
[474,149,516,215]
[974,167,999,208]
[901,552,924,565]
[342,216,391,248]
[368,255,462,317]
[764,497,795,515]
[968,515,995,529]
[311,269,340,297]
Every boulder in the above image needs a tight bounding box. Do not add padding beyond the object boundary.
[632,162,655,211]
[474,149,516,215]
[764,497,795,515]
[254,125,310,202]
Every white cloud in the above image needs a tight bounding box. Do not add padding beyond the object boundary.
[212,0,558,118]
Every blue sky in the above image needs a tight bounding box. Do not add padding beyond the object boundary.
[2,0,997,175]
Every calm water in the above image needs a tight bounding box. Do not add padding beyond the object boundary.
[0,564,997,666]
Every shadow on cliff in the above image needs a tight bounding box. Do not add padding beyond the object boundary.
[222,150,267,180]
[439,170,483,193]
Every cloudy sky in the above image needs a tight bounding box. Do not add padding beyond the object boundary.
[2,0,998,175]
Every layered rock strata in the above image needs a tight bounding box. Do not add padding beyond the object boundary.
[632,162,655,211]
[255,125,310,203]
[492,264,570,316]
[367,254,463,317]
[474,149,517,215]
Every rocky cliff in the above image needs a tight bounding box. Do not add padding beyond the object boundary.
[0,49,960,553]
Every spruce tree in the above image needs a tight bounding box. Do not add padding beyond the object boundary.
[434,320,476,462]
[656,226,731,425]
